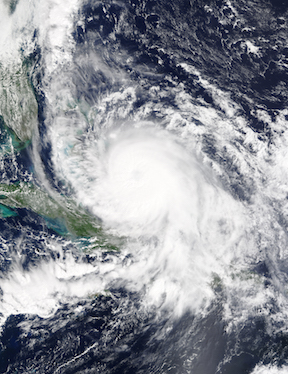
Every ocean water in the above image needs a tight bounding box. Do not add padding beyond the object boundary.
[1,0,288,373]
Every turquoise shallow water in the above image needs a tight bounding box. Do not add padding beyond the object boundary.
[1,1,288,373]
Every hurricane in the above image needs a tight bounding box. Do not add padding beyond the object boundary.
[1,0,288,373]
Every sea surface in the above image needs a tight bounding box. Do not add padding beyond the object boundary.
[1,0,288,373]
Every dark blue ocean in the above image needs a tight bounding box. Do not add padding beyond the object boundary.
[1,0,288,373]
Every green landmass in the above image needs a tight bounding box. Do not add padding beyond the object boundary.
[0,62,120,251]
[230,269,263,283]
[0,182,120,250]
[210,272,223,293]
[0,116,30,153]
[0,62,38,143]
